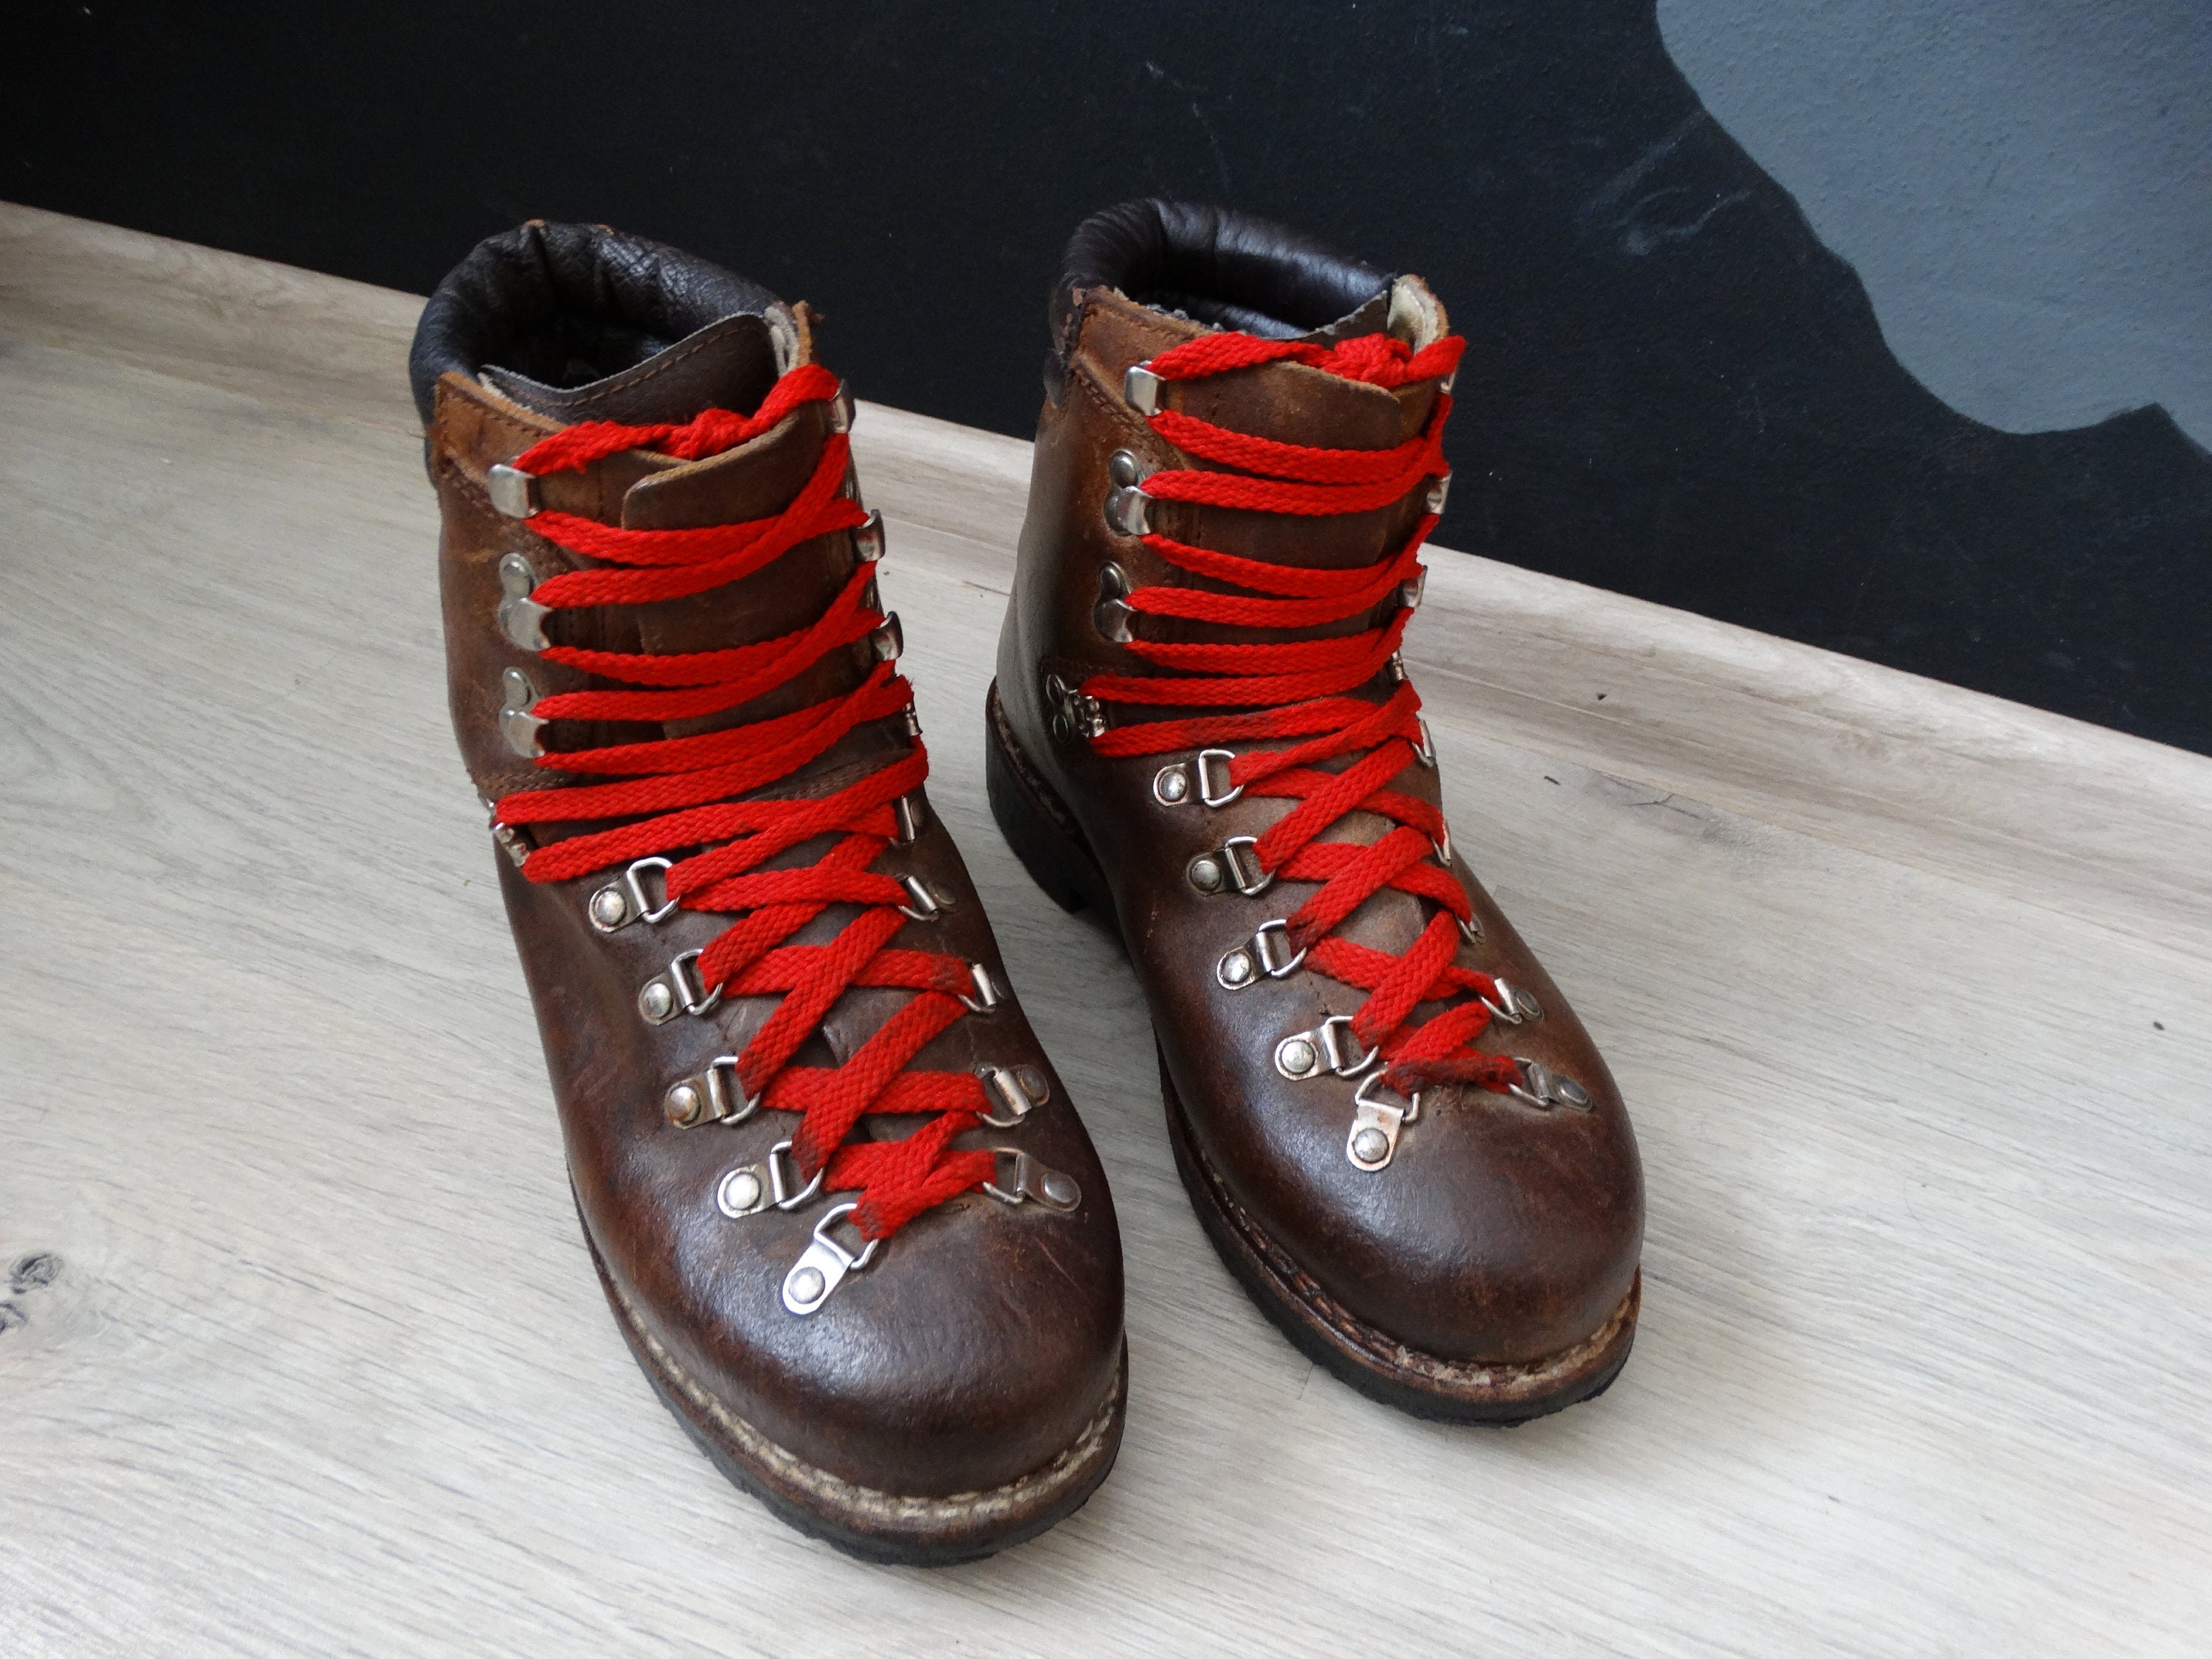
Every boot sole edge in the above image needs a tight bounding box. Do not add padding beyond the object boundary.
[577,1189,1127,1566]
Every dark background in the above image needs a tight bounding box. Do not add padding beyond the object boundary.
[7,1,2206,752]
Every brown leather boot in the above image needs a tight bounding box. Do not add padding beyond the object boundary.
[412,223,1124,1560]
[987,201,1641,1422]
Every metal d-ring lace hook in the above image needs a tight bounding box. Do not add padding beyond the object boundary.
[1346,1071,1422,1172]
[664,1056,760,1129]
[588,855,675,933]
[983,1149,1082,1211]
[715,1139,827,1220]
[781,1200,880,1315]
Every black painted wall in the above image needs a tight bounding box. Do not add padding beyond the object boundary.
[7,1,2206,752]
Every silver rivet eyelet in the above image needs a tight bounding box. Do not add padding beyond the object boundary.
[498,666,547,757]
[1123,364,1164,415]
[978,1063,1051,1127]
[897,874,956,921]
[1104,483,1153,537]
[1153,765,1191,804]
[1095,562,1134,644]
[959,962,1004,1013]
[1277,1015,1373,1081]
[709,1140,829,1220]
[1188,855,1224,894]
[782,1201,880,1315]
[1509,1060,1593,1113]
[851,509,886,563]
[1347,1071,1420,1171]
[496,552,550,650]
[1216,924,1304,988]
[487,462,538,518]
[1043,672,1105,743]
[665,1057,757,1130]
[490,821,532,869]
[715,1166,766,1217]
[871,612,905,662]
[984,1148,1081,1212]
[639,950,720,1024]
[588,857,678,936]
[1485,978,1543,1025]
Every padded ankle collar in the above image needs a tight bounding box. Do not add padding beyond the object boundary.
[1051,199,1390,360]
[408,221,781,423]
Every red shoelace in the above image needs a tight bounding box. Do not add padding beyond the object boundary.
[1082,329,1525,1102]
[493,363,998,1241]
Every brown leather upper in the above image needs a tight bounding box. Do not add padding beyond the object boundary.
[425,243,1123,1497]
[995,273,1643,1366]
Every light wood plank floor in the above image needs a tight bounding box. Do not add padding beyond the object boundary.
[3,203,2208,1657]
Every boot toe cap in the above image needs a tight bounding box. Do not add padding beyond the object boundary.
[1203,1063,1644,1367]
[630,1181,1126,1501]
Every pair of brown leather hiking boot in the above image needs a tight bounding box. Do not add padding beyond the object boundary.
[411,201,1644,1564]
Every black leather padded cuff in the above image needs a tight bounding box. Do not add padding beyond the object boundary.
[408,221,781,423]
[1051,199,1391,362]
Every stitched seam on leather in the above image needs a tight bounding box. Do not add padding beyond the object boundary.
[432,386,549,474]
[555,320,766,414]
[599,1242,1121,1525]
[1070,349,1148,442]
[1171,1065,1634,1392]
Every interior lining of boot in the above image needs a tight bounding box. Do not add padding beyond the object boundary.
[1129,287,1315,339]
[489,314,693,392]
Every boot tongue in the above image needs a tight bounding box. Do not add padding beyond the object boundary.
[519,316,874,776]
[1284,291,1391,346]
[480,313,785,427]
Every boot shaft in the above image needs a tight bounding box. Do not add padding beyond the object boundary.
[417,222,893,813]
[1001,199,1457,751]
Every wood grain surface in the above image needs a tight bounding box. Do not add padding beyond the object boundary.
[3,203,2207,1657]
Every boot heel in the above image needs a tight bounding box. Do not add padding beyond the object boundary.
[984,681,1117,925]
